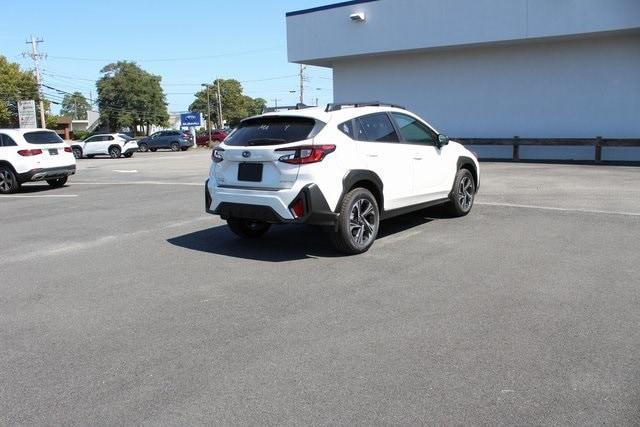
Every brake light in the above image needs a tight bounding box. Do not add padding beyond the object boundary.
[64,146,72,153]
[212,148,224,163]
[276,145,336,165]
[17,149,43,156]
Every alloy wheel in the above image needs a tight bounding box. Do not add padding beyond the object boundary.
[0,170,16,193]
[349,198,377,246]
[458,176,474,211]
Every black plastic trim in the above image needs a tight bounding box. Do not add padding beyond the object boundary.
[17,165,76,183]
[205,182,338,226]
[337,170,384,212]
[286,0,379,17]
[457,156,479,192]
[381,198,449,220]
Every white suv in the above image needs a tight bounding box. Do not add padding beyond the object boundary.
[70,133,138,159]
[0,128,76,194]
[205,103,479,254]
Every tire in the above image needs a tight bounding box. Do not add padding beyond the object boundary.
[0,165,20,194]
[46,177,68,188]
[181,147,188,151]
[150,148,157,152]
[86,154,95,159]
[109,146,121,158]
[138,143,149,152]
[72,147,82,159]
[446,168,476,217]
[227,218,271,238]
[330,188,380,255]
[124,152,133,158]
[170,142,180,152]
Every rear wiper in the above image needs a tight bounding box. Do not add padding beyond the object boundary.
[247,138,286,146]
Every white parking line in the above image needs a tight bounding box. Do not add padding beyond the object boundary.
[71,181,202,186]
[477,201,640,217]
[113,170,139,173]
[0,194,78,198]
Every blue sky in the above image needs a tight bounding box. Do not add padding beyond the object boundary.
[1,0,334,113]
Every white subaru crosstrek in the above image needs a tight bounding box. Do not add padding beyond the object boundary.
[205,103,479,254]
[0,128,76,194]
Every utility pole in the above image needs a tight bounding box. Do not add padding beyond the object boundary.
[272,99,281,111]
[216,78,223,129]
[23,36,46,128]
[201,83,212,145]
[299,64,307,105]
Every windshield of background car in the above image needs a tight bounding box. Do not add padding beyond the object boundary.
[23,131,64,144]
[224,116,322,146]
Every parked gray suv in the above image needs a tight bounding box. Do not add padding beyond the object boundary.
[137,130,194,152]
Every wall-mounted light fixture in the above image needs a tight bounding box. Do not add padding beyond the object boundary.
[350,12,366,22]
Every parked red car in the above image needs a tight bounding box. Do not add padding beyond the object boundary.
[196,130,227,147]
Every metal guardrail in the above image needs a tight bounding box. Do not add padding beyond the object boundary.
[456,137,640,163]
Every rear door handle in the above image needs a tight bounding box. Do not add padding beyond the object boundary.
[366,153,379,158]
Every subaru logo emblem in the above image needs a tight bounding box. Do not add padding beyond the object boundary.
[242,151,251,158]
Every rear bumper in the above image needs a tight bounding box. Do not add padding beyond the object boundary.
[18,165,76,183]
[205,179,338,226]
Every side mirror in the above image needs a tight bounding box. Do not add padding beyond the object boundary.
[437,134,449,147]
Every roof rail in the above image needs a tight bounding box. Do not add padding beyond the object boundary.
[262,103,313,114]
[325,102,406,112]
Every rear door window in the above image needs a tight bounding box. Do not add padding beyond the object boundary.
[0,134,18,147]
[224,116,322,146]
[23,131,64,145]
[356,113,399,143]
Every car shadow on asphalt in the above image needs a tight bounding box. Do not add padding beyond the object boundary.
[16,184,68,193]
[167,206,448,262]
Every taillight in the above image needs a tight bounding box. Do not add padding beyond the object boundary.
[276,145,336,165]
[64,146,72,153]
[18,149,43,156]
[212,148,224,163]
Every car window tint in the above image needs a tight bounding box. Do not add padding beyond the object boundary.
[356,113,399,142]
[0,134,17,147]
[225,116,319,146]
[23,131,64,145]
[107,136,114,141]
[338,120,355,139]
[392,113,436,144]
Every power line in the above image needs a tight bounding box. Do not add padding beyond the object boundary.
[45,47,282,63]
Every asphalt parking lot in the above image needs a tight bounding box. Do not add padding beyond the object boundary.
[1,150,639,425]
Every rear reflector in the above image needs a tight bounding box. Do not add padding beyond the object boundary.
[17,149,43,156]
[290,197,305,218]
[276,145,336,165]
[63,147,72,153]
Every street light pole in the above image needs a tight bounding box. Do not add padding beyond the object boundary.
[201,83,212,146]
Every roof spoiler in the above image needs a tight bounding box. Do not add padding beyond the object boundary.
[325,102,406,112]
[262,103,313,114]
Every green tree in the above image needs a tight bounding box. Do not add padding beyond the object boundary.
[0,56,40,127]
[60,91,91,120]
[97,61,169,134]
[189,79,266,128]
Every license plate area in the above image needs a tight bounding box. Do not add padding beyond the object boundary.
[237,162,263,182]
[48,149,58,155]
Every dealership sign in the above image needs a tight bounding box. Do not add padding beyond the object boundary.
[180,112,201,127]
[18,100,37,128]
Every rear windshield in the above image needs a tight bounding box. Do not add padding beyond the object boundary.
[23,131,64,145]
[118,134,133,141]
[224,116,320,146]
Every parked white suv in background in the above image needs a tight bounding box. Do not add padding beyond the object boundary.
[205,102,479,254]
[0,129,76,194]
[70,133,138,159]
